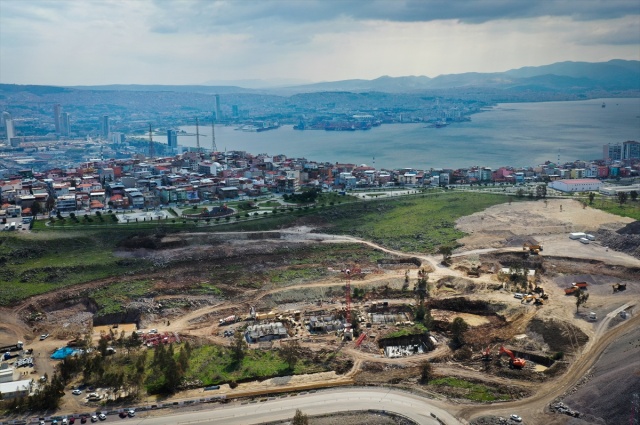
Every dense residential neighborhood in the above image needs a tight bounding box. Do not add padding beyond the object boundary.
[0,139,639,220]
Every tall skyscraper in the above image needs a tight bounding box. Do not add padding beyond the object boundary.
[167,129,178,149]
[101,115,110,139]
[1,111,10,128]
[215,94,222,121]
[623,140,640,160]
[232,105,239,117]
[5,119,15,144]
[603,143,622,161]
[54,104,62,134]
[61,112,71,136]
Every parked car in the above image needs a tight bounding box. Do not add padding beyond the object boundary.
[119,412,127,418]
[510,414,522,422]
[98,413,107,421]
[127,410,135,417]
[80,416,87,424]
[72,389,82,395]
[39,333,49,340]
[90,414,98,423]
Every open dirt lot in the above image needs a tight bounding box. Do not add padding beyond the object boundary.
[457,199,635,250]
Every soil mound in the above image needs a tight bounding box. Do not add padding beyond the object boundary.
[526,318,588,353]
[595,227,640,259]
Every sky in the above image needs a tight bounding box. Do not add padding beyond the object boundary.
[1,0,639,86]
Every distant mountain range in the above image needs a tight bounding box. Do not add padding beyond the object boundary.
[280,59,639,93]
[3,60,638,97]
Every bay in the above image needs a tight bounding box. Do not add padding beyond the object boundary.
[149,97,640,170]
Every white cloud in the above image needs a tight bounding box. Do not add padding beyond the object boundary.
[0,0,638,85]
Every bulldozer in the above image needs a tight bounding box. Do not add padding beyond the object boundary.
[523,242,543,255]
[499,346,526,369]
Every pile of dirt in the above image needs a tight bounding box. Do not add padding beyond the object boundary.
[595,225,640,259]
[526,318,589,354]
[429,297,506,316]
[435,276,478,294]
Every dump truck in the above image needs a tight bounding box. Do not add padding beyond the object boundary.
[523,242,543,254]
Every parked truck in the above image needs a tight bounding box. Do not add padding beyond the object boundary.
[219,315,238,326]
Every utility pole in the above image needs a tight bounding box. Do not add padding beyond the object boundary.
[148,124,154,159]
[195,117,201,157]
[211,113,217,153]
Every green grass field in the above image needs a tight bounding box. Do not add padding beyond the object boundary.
[429,377,513,401]
[185,344,330,385]
[0,232,151,306]
[324,192,511,253]
[591,200,640,221]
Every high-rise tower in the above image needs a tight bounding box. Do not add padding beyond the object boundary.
[61,112,71,136]
[54,104,62,134]
[101,115,110,139]
[215,94,222,121]
[167,129,178,150]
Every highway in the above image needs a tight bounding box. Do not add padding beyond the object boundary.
[130,388,463,425]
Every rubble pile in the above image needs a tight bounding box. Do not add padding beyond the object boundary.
[595,223,640,259]
[550,401,581,418]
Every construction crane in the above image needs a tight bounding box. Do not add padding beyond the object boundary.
[499,345,526,368]
[195,117,201,156]
[211,113,217,153]
[343,268,353,340]
[148,123,154,159]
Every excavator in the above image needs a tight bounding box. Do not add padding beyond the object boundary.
[523,242,543,255]
[481,344,494,361]
[499,345,526,369]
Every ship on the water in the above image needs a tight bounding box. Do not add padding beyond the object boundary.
[236,121,280,132]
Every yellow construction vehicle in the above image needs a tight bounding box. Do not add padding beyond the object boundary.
[521,294,535,303]
[523,242,543,255]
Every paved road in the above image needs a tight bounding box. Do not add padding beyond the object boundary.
[131,388,464,425]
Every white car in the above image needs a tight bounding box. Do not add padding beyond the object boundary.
[39,333,49,340]
[90,415,98,423]
[510,414,522,422]
[127,409,135,417]
[72,389,82,395]
[98,413,106,421]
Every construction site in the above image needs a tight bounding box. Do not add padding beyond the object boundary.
[0,198,638,425]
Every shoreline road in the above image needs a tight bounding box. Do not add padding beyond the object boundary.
[135,388,465,425]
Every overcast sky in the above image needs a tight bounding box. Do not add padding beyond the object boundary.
[1,0,639,86]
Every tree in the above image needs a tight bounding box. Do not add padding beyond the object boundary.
[630,190,638,202]
[588,192,595,205]
[420,360,433,383]
[231,329,247,363]
[535,185,547,199]
[618,191,628,205]
[292,409,309,425]
[450,317,469,348]
[30,201,42,217]
[280,339,301,370]
[438,245,453,266]
[574,290,590,313]
[516,188,525,198]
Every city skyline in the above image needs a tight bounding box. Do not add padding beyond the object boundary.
[0,0,638,86]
